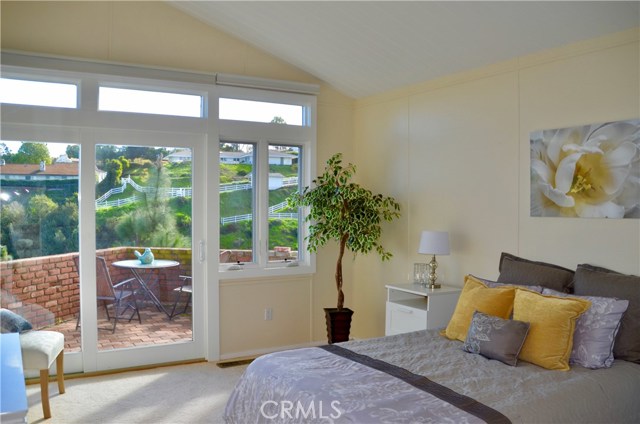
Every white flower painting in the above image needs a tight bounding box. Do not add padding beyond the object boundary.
[531,119,640,218]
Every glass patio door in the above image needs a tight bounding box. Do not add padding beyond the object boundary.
[1,62,215,374]
[78,130,205,371]
[0,139,83,365]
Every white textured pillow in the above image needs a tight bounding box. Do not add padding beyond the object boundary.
[542,288,629,369]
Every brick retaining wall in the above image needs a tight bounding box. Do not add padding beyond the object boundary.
[1,248,192,330]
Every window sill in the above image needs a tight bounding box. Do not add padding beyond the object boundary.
[218,262,315,280]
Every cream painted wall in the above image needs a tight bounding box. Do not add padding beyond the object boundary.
[1,1,354,357]
[353,29,640,339]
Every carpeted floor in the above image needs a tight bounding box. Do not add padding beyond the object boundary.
[26,362,248,424]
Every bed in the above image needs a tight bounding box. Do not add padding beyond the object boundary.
[224,256,640,423]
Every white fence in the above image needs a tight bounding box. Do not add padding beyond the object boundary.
[220,182,252,193]
[96,176,298,224]
[96,176,194,208]
[220,212,298,225]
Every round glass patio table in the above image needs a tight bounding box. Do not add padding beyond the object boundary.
[112,259,179,318]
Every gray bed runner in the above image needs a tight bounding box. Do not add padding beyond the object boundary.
[320,344,511,424]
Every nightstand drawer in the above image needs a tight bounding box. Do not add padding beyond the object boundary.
[385,283,461,336]
[386,300,427,335]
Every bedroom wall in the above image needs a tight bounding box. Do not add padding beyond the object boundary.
[351,28,640,339]
[1,1,355,357]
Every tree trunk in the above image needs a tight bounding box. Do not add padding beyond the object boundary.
[335,233,348,310]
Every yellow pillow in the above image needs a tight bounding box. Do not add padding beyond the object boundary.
[513,289,591,371]
[442,275,516,342]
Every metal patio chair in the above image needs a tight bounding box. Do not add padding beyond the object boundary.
[169,275,192,320]
[73,256,142,332]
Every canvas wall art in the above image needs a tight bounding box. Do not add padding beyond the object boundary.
[530,119,640,218]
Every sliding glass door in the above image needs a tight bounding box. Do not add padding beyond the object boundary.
[80,130,205,371]
[1,126,206,372]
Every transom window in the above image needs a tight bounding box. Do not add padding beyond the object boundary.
[0,77,78,108]
[98,87,204,117]
[219,98,304,126]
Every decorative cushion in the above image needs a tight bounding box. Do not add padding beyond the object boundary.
[513,289,591,370]
[497,252,574,293]
[442,275,516,342]
[542,288,628,369]
[463,311,530,366]
[0,308,33,333]
[573,264,640,364]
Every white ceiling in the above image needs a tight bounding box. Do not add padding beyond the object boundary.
[170,1,639,99]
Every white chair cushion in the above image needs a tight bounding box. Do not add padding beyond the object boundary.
[19,331,64,370]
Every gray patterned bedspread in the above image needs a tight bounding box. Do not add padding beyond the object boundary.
[224,330,640,423]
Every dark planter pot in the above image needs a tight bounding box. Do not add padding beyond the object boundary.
[324,308,354,344]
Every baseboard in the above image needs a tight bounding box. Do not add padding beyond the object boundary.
[218,340,326,362]
[24,358,206,384]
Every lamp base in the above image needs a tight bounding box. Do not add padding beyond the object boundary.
[426,255,441,289]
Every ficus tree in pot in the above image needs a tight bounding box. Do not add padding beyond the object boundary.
[288,153,401,343]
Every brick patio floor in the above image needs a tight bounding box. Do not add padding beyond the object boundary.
[45,302,192,352]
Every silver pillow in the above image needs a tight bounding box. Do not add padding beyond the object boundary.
[462,311,530,367]
[542,288,629,369]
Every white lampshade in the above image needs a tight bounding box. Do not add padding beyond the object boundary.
[418,231,450,255]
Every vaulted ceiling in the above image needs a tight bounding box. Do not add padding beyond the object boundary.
[170,1,639,99]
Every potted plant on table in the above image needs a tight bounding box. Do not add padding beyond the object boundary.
[288,153,401,343]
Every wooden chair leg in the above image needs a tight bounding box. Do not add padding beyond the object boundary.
[56,351,65,394]
[40,369,51,419]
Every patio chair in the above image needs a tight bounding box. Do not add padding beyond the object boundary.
[73,256,142,332]
[169,275,192,320]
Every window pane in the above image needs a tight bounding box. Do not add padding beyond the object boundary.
[99,87,203,117]
[95,144,193,350]
[0,78,77,108]
[268,145,300,263]
[219,142,255,264]
[219,98,303,126]
[0,140,81,352]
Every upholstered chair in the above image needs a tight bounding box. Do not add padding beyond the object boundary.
[20,330,65,419]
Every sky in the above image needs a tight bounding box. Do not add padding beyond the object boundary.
[3,140,70,158]
[1,85,303,160]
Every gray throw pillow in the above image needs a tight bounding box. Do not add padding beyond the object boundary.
[573,264,640,364]
[542,288,628,368]
[462,311,530,367]
[497,252,574,293]
[0,308,33,333]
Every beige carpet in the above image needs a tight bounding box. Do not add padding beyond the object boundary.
[26,362,248,424]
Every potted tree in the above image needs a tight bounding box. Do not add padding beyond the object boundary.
[288,153,401,343]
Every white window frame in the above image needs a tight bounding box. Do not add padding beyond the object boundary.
[217,85,316,279]
[1,52,318,283]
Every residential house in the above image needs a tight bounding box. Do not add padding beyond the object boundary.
[165,149,192,163]
[0,162,78,181]
[219,150,295,165]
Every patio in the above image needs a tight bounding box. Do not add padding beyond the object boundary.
[48,304,192,352]
[1,248,193,353]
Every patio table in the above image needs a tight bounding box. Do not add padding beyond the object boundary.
[112,259,180,318]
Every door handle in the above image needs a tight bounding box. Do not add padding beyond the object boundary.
[199,240,205,263]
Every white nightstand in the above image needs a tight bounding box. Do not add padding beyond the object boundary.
[385,283,461,336]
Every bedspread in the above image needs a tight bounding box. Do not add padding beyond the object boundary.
[224,330,640,423]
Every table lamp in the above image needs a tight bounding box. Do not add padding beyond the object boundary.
[418,230,450,288]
